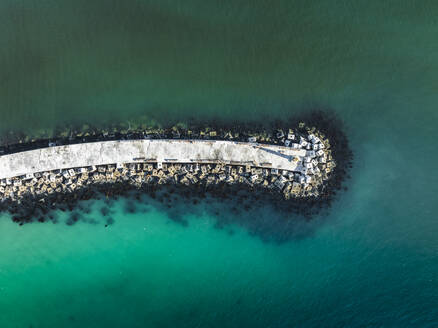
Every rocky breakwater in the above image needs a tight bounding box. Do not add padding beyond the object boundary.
[0,117,348,225]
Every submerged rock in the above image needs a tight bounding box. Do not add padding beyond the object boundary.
[0,111,353,226]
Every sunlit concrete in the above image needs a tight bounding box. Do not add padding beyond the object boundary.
[0,139,308,179]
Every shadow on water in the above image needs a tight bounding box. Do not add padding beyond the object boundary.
[143,186,331,243]
[60,184,335,244]
[0,109,353,243]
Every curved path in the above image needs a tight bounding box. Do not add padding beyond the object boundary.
[0,139,308,180]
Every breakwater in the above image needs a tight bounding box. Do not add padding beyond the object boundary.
[0,112,353,224]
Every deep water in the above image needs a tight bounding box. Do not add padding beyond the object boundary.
[0,1,437,327]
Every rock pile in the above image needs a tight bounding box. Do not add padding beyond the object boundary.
[0,111,353,225]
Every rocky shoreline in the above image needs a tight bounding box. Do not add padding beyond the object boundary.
[0,111,353,225]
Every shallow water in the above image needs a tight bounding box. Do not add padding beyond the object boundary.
[1,1,438,327]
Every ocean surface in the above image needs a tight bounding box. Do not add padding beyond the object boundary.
[1,1,437,327]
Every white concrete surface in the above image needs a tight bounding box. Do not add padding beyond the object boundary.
[0,139,307,179]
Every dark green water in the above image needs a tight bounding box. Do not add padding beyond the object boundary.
[1,1,437,327]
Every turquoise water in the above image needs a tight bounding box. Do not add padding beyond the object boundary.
[1,1,438,327]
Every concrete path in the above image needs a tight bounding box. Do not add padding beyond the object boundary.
[0,139,307,179]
